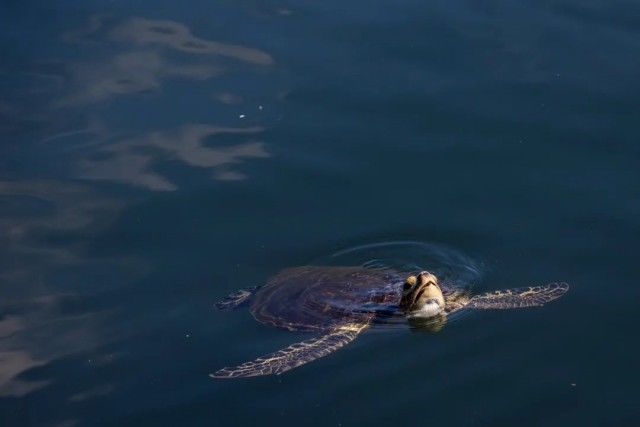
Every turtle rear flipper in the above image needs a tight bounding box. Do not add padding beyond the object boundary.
[467,282,569,309]
[215,286,260,310]
[211,323,368,378]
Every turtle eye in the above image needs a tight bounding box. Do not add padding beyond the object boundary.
[404,275,417,290]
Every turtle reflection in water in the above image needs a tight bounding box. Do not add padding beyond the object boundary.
[212,267,568,378]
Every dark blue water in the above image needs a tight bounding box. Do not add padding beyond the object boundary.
[1,1,639,425]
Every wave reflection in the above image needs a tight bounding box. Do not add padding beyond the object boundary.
[80,124,269,190]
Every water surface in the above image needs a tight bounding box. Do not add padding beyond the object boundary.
[1,1,639,426]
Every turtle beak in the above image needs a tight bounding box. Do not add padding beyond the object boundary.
[411,282,431,307]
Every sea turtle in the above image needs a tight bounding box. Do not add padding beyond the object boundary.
[212,266,568,378]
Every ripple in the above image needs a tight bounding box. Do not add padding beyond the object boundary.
[317,240,483,285]
[305,241,485,330]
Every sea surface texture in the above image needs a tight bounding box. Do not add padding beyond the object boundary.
[1,1,639,426]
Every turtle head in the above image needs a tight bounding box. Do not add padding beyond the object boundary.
[400,271,445,317]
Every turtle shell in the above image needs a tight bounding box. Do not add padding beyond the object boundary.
[249,266,404,331]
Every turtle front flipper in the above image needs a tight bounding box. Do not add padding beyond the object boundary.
[215,286,260,310]
[467,282,569,309]
[211,323,369,378]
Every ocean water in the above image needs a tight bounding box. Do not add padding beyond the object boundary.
[1,1,639,425]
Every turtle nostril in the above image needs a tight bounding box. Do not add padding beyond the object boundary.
[418,273,430,286]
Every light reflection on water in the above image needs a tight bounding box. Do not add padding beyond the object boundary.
[58,16,273,107]
[0,179,137,400]
[80,124,269,190]
[0,10,280,408]
[1,1,639,426]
